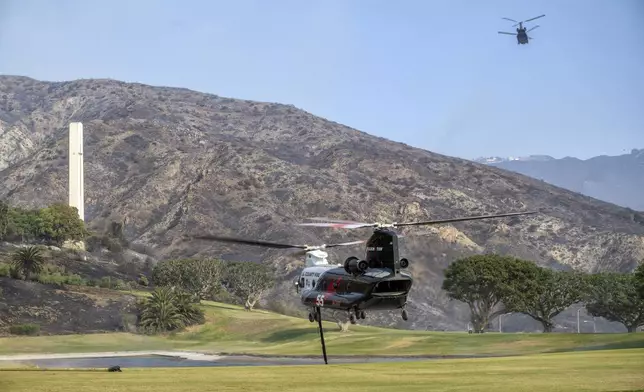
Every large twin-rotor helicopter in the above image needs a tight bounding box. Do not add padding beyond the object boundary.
[498,14,545,45]
[190,210,538,325]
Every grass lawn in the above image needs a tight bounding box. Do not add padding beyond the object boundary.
[1,300,643,358]
[1,349,643,392]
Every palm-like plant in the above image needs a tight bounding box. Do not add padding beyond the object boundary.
[173,289,206,325]
[11,246,45,280]
[138,286,185,333]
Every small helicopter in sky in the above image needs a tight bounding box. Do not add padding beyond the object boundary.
[191,210,538,325]
[498,14,545,45]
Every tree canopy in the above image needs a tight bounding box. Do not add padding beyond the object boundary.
[151,258,276,311]
[634,262,644,300]
[504,268,586,332]
[223,261,276,311]
[151,258,224,300]
[0,201,87,245]
[584,272,644,333]
[442,254,524,333]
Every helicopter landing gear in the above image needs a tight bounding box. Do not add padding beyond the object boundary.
[401,307,409,321]
[348,307,365,324]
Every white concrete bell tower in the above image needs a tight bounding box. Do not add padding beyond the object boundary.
[68,122,84,221]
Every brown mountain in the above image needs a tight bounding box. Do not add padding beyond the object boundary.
[1,75,644,332]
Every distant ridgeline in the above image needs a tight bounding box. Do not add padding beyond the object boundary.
[474,149,644,211]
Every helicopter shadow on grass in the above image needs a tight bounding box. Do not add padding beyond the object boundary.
[260,328,321,343]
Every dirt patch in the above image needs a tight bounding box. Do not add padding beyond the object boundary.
[0,277,138,335]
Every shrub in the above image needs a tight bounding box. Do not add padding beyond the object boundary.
[137,274,149,286]
[0,262,10,277]
[9,323,40,336]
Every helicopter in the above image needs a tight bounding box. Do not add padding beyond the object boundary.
[498,14,545,45]
[189,210,538,325]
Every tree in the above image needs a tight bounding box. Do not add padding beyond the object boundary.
[504,268,586,332]
[634,262,644,299]
[442,254,524,333]
[152,258,224,300]
[38,203,88,245]
[7,208,42,242]
[223,262,275,311]
[10,246,45,279]
[585,272,644,333]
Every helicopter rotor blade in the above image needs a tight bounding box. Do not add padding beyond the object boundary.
[324,240,366,248]
[297,211,538,230]
[393,211,539,227]
[186,234,366,251]
[524,14,545,23]
[527,25,540,32]
[296,220,374,229]
[187,234,308,249]
[498,31,516,35]
[289,240,367,258]
[501,17,518,23]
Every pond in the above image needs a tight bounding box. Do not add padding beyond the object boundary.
[21,355,312,368]
[17,354,446,369]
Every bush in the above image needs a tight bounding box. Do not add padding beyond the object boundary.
[9,323,40,336]
[137,274,149,286]
[0,262,10,277]
[35,271,87,286]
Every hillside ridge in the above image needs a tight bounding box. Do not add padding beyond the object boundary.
[1,75,644,331]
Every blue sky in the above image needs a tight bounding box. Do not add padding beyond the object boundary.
[1,0,642,160]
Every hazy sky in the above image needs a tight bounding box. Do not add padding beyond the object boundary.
[1,0,643,160]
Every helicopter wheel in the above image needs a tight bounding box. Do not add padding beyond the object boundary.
[359,310,366,319]
[401,309,408,321]
[308,312,315,323]
[349,312,357,324]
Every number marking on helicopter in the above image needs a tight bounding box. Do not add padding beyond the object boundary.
[315,294,325,307]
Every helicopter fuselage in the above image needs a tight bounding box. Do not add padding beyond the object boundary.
[294,228,414,323]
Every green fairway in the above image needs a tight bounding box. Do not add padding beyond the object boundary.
[2,349,643,392]
[1,300,643,357]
